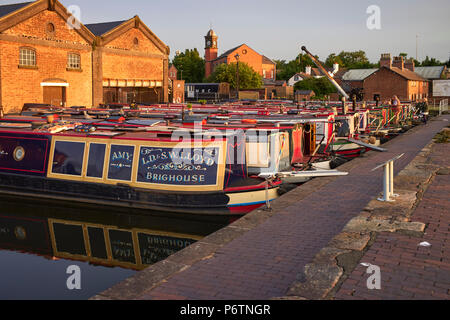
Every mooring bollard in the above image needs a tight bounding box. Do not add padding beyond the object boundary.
[372,153,404,202]
[259,173,276,211]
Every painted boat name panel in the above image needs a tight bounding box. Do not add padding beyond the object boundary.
[138,233,197,265]
[108,145,134,181]
[0,135,50,175]
[137,146,219,186]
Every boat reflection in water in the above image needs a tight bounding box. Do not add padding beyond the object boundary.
[0,196,227,299]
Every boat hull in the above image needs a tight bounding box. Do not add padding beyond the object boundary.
[0,172,279,216]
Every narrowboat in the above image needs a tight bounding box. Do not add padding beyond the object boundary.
[0,119,281,216]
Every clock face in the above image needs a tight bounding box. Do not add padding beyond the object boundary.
[207,40,211,46]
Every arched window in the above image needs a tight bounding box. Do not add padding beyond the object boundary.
[19,47,36,67]
[47,23,55,33]
[67,53,81,70]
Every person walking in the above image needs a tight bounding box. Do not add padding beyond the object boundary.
[391,95,401,124]
[421,98,429,124]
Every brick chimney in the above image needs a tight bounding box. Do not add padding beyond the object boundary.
[380,53,392,69]
[404,58,415,72]
[392,56,404,70]
[305,65,312,75]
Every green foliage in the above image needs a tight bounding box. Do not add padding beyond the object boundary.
[207,62,263,89]
[198,100,207,105]
[172,49,205,83]
[325,51,376,69]
[275,54,317,81]
[294,77,337,98]
[324,53,344,68]
[421,56,443,66]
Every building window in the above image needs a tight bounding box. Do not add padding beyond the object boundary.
[46,23,55,35]
[67,53,81,70]
[133,38,139,46]
[19,48,36,67]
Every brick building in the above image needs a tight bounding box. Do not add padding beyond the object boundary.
[364,54,428,102]
[204,29,276,81]
[167,64,184,103]
[0,0,169,113]
[294,90,315,102]
[168,64,178,81]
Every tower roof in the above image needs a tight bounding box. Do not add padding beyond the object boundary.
[206,29,217,37]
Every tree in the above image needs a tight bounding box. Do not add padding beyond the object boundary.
[276,54,317,81]
[325,53,344,68]
[328,51,376,69]
[421,56,442,66]
[294,77,336,98]
[172,49,205,83]
[207,62,263,89]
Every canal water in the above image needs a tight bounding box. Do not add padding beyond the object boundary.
[0,196,229,300]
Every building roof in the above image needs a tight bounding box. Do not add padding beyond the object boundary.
[342,69,378,81]
[414,66,446,79]
[0,1,33,18]
[289,73,312,80]
[206,29,217,37]
[310,67,322,77]
[262,55,276,65]
[263,79,286,86]
[84,20,128,36]
[295,90,315,95]
[388,66,427,81]
[216,44,244,60]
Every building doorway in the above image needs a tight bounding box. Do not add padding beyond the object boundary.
[42,82,68,107]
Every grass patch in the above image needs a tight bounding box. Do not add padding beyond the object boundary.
[434,127,450,143]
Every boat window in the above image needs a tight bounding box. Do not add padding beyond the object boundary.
[86,143,106,178]
[107,145,134,181]
[52,141,85,176]
[87,227,108,259]
[108,229,136,264]
[53,223,86,256]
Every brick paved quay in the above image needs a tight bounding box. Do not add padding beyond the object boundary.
[93,115,450,300]
[335,140,450,300]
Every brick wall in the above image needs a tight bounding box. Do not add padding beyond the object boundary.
[364,68,409,101]
[0,10,92,113]
[205,48,218,79]
[226,45,263,76]
[262,63,275,80]
[102,53,163,81]
[102,28,164,81]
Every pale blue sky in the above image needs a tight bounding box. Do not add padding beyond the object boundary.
[6,0,450,63]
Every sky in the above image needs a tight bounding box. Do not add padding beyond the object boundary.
[7,0,450,63]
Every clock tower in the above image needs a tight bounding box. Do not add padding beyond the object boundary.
[204,29,218,79]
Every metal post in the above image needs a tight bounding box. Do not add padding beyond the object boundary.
[379,163,391,202]
[389,160,398,198]
[264,178,272,211]
[235,53,240,100]
[373,154,404,202]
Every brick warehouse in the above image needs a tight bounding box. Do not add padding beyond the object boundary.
[0,0,170,114]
